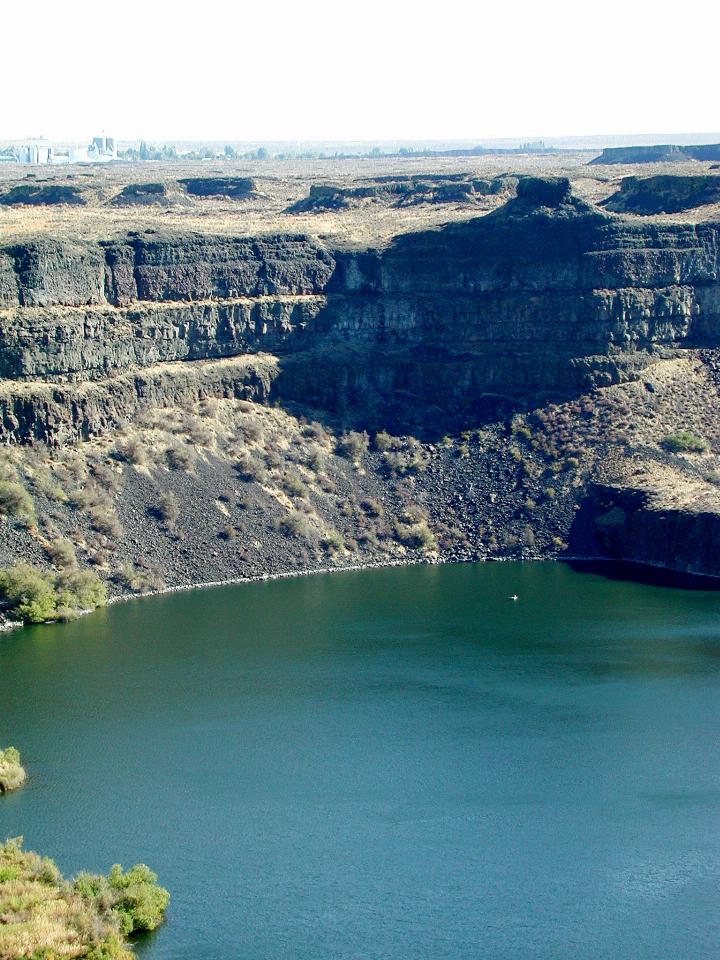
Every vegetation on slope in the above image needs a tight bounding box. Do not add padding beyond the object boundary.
[0,564,106,624]
[660,431,708,453]
[0,354,719,606]
[0,838,169,960]
[0,748,26,794]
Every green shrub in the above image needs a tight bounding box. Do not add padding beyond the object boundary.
[0,562,106,624]
[279,511,313,537]
[76,863,170,935]
[394,519,437,552]
[0,480,34,520]
[0,563,58,623]
[155,491,180,524]
[57,570,107,613]
[660,431,708,453]
[337,430,369,464]
[511,418,533,441]
[165,444,194,471]
[321,529,344,554]
[83,934,134,959]
[0,746,26,793]
[46,537,77,570]
[279,470,306,498]
[72,861,169,941]
[0,838,164,960]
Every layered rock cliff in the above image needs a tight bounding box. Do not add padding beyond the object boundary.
[2,178,720,444]
[589,143,720,164]
[575,471,720,579]
[1,177,720,587]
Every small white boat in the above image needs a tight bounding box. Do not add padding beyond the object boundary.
[509,594,519,601]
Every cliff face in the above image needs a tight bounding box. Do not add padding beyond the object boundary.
[589,143,720,164]
[1,179,720,440]
[0,355,278,445]
[602,175,720,215]
[2,178,720,585]
[0,178,720,442]
[575,478,720,579]
[0,234,334,310]
[0,298,325,381]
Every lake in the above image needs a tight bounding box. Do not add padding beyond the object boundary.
[1,561,719,959]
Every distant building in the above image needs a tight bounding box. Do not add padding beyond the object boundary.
[89,136,116,160]
[17,140,54,164]
[16,135,116,164]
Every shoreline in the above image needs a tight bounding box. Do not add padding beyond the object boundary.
[105,550,720,608]
[105,554,447,605]
[3,552,719,633]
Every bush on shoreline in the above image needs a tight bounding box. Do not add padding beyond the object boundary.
[0,838,169,960]
[0,747,26,793]
[0,562,107,624]
[74,862,170,936]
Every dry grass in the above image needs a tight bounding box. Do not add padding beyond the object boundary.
[9,151,714,248]
[0,839,123,959]
[0,838,168,960]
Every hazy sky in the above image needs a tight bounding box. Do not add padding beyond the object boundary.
[3,0,717,143]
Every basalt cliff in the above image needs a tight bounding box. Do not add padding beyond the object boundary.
[1,176,719,603]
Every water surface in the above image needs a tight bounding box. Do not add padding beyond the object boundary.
[1,562,719,959]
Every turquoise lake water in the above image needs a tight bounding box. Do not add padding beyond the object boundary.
[1,561,719,959]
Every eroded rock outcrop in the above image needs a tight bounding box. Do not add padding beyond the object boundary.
[575,471,720,579]
[590,143,720,165]
[0,354,277,444]
[602,175,720,215]
[111,182,168,206]
[287,174,507,211]
[0,184,87,206]
[178,176,260,199]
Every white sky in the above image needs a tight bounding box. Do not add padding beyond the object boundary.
[2,0,717,143]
